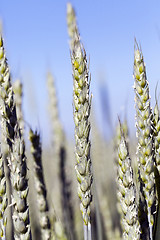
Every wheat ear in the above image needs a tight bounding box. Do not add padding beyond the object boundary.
[114,119,129,221]
[29,129,51,240]
[0,34,32,239]
[133,42,156,239]
[67,3,93,239]
[117,121,141,239]
[153,99,160,175]
[47,72,76,239]
[71,21,92,240]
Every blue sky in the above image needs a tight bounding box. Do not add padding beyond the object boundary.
[0,1,160,143]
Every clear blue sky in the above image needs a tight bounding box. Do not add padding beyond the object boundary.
[0,0,160,143]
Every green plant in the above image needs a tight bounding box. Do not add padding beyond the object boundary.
[1,3,160,240]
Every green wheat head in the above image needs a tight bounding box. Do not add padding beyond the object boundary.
[0,34,32,240]
[133,42,156,239]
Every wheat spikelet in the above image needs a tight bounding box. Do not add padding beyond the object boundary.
[13,79,24,133]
